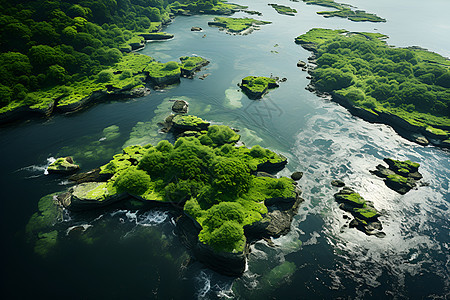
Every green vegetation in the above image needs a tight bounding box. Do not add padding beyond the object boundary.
[180,56,209,73]
[0,0,216,119]
[334,187,382,230]
[169,0,246,16]
[208,17,271,34]
[302,0,385,22]
[145,61,181,82]
[47,157,79,173]
[114,167,152,195]
[240,76,279,99]
[26,193,63,256]
[0,0,175,113]
[268,4,297,16]
[334,191,366,207]
[74,120,292,252]
[296,29,450,137]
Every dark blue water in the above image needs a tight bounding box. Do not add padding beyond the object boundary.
[1,0,449,298]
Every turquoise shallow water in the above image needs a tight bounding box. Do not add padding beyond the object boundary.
[0,0,449,298]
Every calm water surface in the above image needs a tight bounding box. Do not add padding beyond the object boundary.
[1,0,449,299]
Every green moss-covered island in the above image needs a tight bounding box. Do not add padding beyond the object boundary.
[370,158,423,194]
[208,17,271,34]
[168,0,247,16]
[268,4,297,16]
[302,0,386,22]
[36,111,302,275]
[239,76,280,99]
[0,53,209,120]
[295,28,450,148]
[334,187,384,237]
[47,156,80,174]
[0,0,227,125]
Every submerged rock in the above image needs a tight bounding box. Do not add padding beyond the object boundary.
[47,157,80,174]
[331,179,345,187]
[291,171,303,181]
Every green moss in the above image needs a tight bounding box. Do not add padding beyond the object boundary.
[34,230,58,257]
[262,261,296,286]
[145,61,181,79]
[302,0,385,22]
[335,192,366,207]
[66,118,291,252]
[241,76,279,99]
[112,53,154,74]
[169,1,246,16]
[268,4,297,16]
[172,114,210,131]
[26,193,63,235]
[114,167,151,195]
[72,182,110,201]
[295,28,348,46]
[352,207,380,220]
[102,125,120,141]
[202,125,240,146]
[244,177,295,202]
[47,157,79,173]
[386,174,409,184]
[209,17,271,33]
[384,158,420,173]
[426,126,449,138]
[100,145,150,175]
[296,28,450,135]
[180,56,208,71]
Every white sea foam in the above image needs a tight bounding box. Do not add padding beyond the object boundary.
[137,210,168,226]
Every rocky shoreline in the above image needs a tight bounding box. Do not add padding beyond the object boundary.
[299,52,450,149]
[42,102,302,276]
[0,57,209,125]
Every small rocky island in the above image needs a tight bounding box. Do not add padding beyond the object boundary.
[370,158,423,194]
[29,104,303,276]
[268,3,297,16]
[208,17,271,35]
[334,187,384,237]
[301,0,385,22]
[239,76,280,99]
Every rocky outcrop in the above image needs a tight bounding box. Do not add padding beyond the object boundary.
[256,157,287,174]
[62,182,128,211]
[194,242,248,276]
[180,59,210,77]
[240,76,280,100]
[190,27,202,31]
[245,185,303,239]
[47,157,80,174]
[370,158,423,194]
[331,179,345,187]
[171,100,189,113]
[68,168,113,184]
[139,32,174,40]
[334,187,384,237]
[57,86,150,113]
[291,171,303,181]
[149,73,181,86]
[171,114,210,133]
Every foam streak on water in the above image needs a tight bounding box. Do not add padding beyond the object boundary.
[291,102,450,297]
